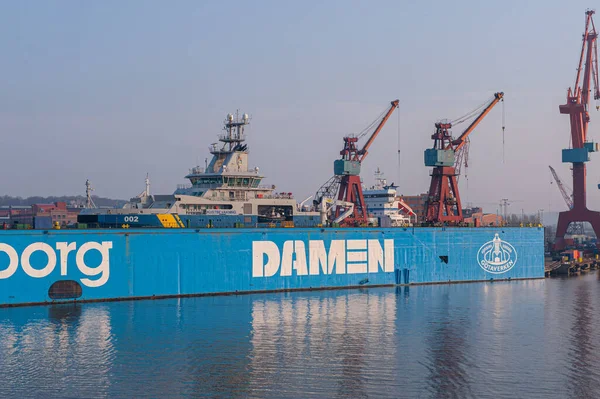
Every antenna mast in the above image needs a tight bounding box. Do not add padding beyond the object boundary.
[85,179,97,209]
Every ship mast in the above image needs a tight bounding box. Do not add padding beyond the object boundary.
[145,173,150,197]
[212,111,250,154]
[85,179,97,209]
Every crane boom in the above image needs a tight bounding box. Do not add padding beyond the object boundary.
[576,11,600,103]
[549,165,573,209]
[451,92,504,150]
[358,100,399,161]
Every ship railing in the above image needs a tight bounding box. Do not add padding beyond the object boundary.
[188,167,205,175]
[177,184,192,190]
[260,194,294,200]
[218,134,246,142]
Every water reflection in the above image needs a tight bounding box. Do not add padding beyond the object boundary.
[48,303,82,323]
[248,291,397,398]
[423,292,472,399]
[2,275,600,398]
[566,280,600,398]
[0,304,114,398]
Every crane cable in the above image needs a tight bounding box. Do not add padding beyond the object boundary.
[450,95,495,126]
[355,104,392,140]
[502,98,506,163]
[397,103,401,188]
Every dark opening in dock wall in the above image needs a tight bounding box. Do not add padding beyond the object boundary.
[48,281,83,300]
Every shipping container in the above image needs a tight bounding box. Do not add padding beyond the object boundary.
[33,216,53,230]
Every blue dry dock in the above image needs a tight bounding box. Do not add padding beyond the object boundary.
[0,226,544,307]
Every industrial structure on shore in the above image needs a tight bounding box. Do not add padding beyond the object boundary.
[553,10,600,251]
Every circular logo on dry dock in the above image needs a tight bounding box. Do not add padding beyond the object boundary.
[477,233,517,274]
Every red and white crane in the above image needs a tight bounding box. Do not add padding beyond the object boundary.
[554,10,600,250]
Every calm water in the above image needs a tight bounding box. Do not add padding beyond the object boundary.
[1,273,599,399]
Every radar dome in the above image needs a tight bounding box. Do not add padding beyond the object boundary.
[227,113,233,121]
[243,113,249,121]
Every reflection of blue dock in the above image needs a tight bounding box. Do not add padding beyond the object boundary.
[0,277,563,398]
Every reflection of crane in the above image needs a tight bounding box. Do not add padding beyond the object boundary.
[555,10,600,250]
[549,165,584,235]
[424,92,504,224]
[314,99,399,226]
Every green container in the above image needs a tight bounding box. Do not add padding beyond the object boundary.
[334,159,361,176]
[584,141,598,152]
[562,148,590,163]
[424,148,455,167]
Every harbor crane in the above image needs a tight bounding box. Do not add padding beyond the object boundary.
[549,165,584,235]
[314,99,399,226]
[555,10,600,250]
[424,92,504,225]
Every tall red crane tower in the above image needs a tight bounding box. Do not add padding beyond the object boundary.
[314,100,399,226]
[424,92,504,225]
[555,10,600,250]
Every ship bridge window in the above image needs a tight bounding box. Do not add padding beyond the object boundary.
[209,204,232,209]
[228,178,251,187]
[196,177,223,186]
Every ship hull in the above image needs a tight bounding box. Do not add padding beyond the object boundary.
[0,227,544,307]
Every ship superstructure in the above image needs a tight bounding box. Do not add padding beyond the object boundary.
[363,168,416,227]
[79,113,320,228]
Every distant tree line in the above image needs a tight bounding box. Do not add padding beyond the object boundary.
[0,195,126,208]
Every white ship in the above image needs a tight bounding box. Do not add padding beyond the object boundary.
[363,168,416,227]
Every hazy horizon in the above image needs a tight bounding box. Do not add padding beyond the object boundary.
[2,1,599,216]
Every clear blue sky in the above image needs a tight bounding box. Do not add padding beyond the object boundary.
[1,1,599,214]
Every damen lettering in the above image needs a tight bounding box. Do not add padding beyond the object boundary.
[252,239,394,277]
